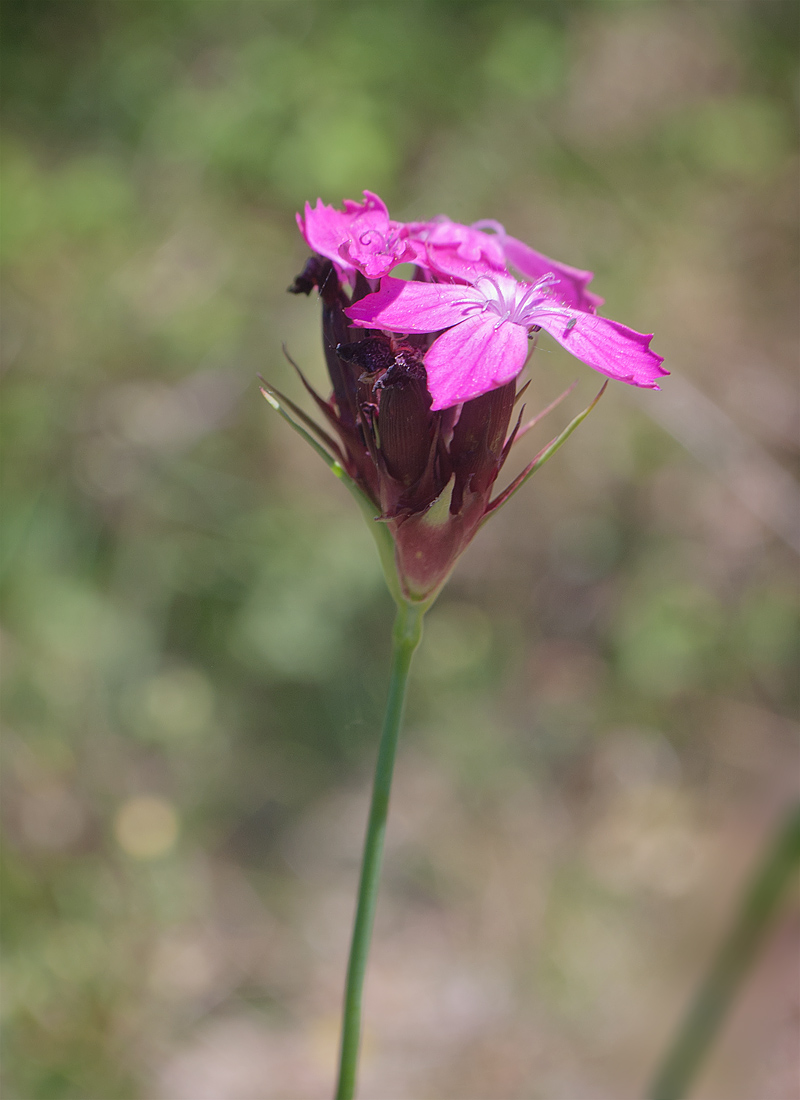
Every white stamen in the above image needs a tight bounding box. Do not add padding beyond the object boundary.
[467,271,572,333]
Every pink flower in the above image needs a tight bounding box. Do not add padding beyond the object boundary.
[403,216,507,279]
[278,195,668,601]
[346,271,667,411]
[297,191,420,280]
[406,216,603,313]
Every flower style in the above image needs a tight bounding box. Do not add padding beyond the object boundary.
[272,192,666,604]
[346,270,666,410]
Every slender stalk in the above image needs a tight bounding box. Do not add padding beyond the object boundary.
[334,600,425,1100]
[649,800,800,1100]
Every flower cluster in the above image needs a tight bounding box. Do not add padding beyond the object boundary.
[274,191,666,604]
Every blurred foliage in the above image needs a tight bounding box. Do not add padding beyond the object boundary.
[1,1,798,1098]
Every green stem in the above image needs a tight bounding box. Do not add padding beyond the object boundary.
[334,600,425,1100]
[649,800,800,1100]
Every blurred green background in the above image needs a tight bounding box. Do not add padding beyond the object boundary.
[2,2,798,1097]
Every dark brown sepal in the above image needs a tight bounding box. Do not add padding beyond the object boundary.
[337,338,396,379]
[449,380,516,509]
[376,358,434,489]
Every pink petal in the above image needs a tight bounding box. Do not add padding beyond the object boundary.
[424,315,530,411]
[533,306,668,389]
[405,218,507,282]
[297,200,349,269]
[338,239,412,279]
[345,277,482,334]
[298,192,412,278]
[296,196,376,264]
[343,189,389,219]
[407,217,504,262]
[502,235,604,312]
[421,246,503,283]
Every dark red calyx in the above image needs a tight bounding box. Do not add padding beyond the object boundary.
[449,381,516,510]
[376,353,434,490]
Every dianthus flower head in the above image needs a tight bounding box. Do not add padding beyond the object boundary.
[269,192,667,605]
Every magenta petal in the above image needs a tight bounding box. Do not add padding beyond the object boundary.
[343,189,389,218]
[407,217,506,264]
[345,277,482,334]
[405,218,507,282]
[338,240,409,279]
[298,197,368,265]
[502,235,604,312]
[422,246,504,283]
[534,307,669,389]
[425,316,530,411]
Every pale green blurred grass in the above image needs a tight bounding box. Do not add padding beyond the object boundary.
[1,2,798,1098]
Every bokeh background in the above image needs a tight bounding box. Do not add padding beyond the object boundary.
[2,2,798,1097]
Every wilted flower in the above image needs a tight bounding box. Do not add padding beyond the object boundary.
[269,192,666,605]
